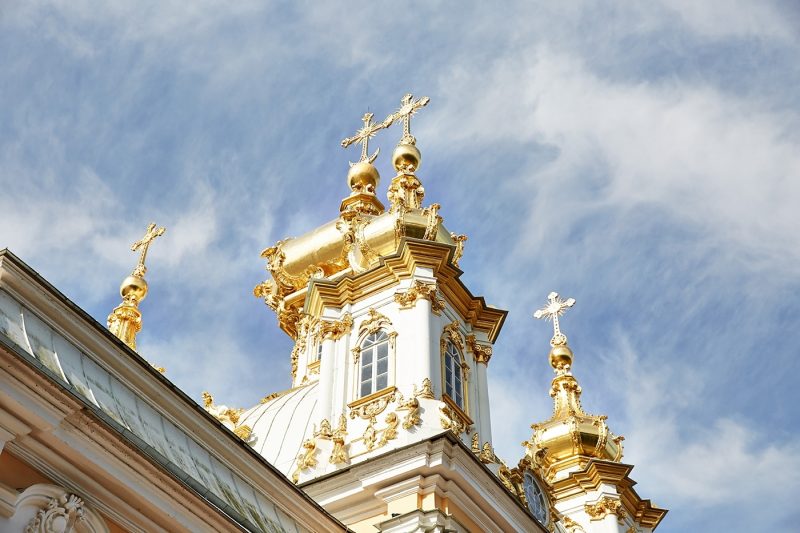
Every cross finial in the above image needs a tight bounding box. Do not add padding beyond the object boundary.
[341,112,393,165]
[389,93,430,145]
[130,223,166,277]
[533,291,576,346]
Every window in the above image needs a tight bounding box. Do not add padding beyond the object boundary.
[311,342,323,363]
[444,340,464,409]
[359,330,390,397]
[523,471,549,524]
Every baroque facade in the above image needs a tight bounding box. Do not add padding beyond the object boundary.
[0,94,666,532]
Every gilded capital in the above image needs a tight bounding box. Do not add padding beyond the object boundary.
[395,280,445,314]
[317,313,353,342]
[466,334,493,365]
[585,497,626,523]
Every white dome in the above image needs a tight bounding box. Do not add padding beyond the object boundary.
[239,382,318,477]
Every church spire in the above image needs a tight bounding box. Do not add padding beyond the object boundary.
[526,292,624,481]
[107,223,165,354]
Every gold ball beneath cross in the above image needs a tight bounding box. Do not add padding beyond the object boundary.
[347,161,380,194]
[392,143,421,173]
[120,275,148,303]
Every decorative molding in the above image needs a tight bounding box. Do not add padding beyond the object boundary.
[348,387,397,420]
[441,321,464,352]
[450,233,467,267]
[317,313,353,342]
[421,203,442,240]
[292,439,317,484]
[201,392,254,444]
[440,402,472,436]
[466,334,492,365]
[358,308,392,336]
[414,377,435,399]
[561,516,586,532]
[585,497,626,523]
[329,415,349,464]
[394,280,445,315]
[395,393,421,429]
[25,493,85,533]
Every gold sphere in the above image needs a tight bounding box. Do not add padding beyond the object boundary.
[120,275,148,303]
[347,161,380,194]
[549,343,573,371]
[392,143,421,173]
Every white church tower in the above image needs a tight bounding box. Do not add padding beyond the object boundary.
[202,94,668,532]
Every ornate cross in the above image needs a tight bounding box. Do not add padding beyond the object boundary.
[533,291,576,346]
[341,112,392,164]
[131,222,166,277]
[389,93,430,145]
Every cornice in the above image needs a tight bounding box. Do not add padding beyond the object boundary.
[551,460,668,529]
[304,239,507,342]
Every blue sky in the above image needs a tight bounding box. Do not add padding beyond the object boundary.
[2,2,799,531]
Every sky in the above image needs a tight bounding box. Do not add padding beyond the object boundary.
[2,1,799,531]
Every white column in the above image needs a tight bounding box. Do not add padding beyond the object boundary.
[317,337,336,424]
[475,362,491,443]
[415,298,433,393]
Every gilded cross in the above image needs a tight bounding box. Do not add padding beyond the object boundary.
[389,93,430,145]
[130,223,166,277]
[533,291,575,346]
[341,112,392,164]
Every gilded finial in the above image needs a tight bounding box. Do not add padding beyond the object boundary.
[341,112,392,166]
[533,291,575,346]
[107,223,166,352]
[533,291,576,376]
[388,93,430,174]
[130,223,166,278]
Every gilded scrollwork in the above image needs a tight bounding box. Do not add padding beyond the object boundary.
[291,439,318,483]
[395,280,445,314]
[584,497,626,523]
[396,393,421,429]
[202,392,253,443]
[466,334,493,365]
[414,377,435,399]
[358,308,393,336]
[440,404,471,436]
[441,321,464,352]
[349,388,397,421]
[450,233,467,267]
[379,412,399,446]
[562,516,586,533]
[329,414,349,464]
[422,203,442,240]
[317,313,353,343]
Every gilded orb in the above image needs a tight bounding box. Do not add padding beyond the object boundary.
[549,343,573,371]
[392,143,421,173]
[347,161,380,194]
[120,275,148,303]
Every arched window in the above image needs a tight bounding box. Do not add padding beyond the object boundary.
[443,340,464,409]
[523,470,549,525]
[359,330,390,397]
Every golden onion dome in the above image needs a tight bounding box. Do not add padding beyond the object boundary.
[526,344,624,479]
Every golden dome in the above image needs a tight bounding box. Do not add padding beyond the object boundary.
[347,161,380,194]
[120,274,148,303]
[392,143,421,173]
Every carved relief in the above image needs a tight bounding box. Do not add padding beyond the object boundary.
[202,392,253,444]
[414,377,435,399]
[421,203,442,240]
[562,516,586,533]
[349,388,397,421]
[584,497,626,523]
[396,394,421,429]
[25,493,85,533]
[450,232,467,267]
[466,334,493,365]
[291,439,318,484]
[329,415,349,464]
[317,314,353,343]
[395,280,445,315]
[358,308,393,336]
[440,404,471,436]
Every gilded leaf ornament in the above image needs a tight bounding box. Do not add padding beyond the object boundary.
[584,497,626,523]
[291,439,318,484]
[467,334,492,365]
[395,280,445,314]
